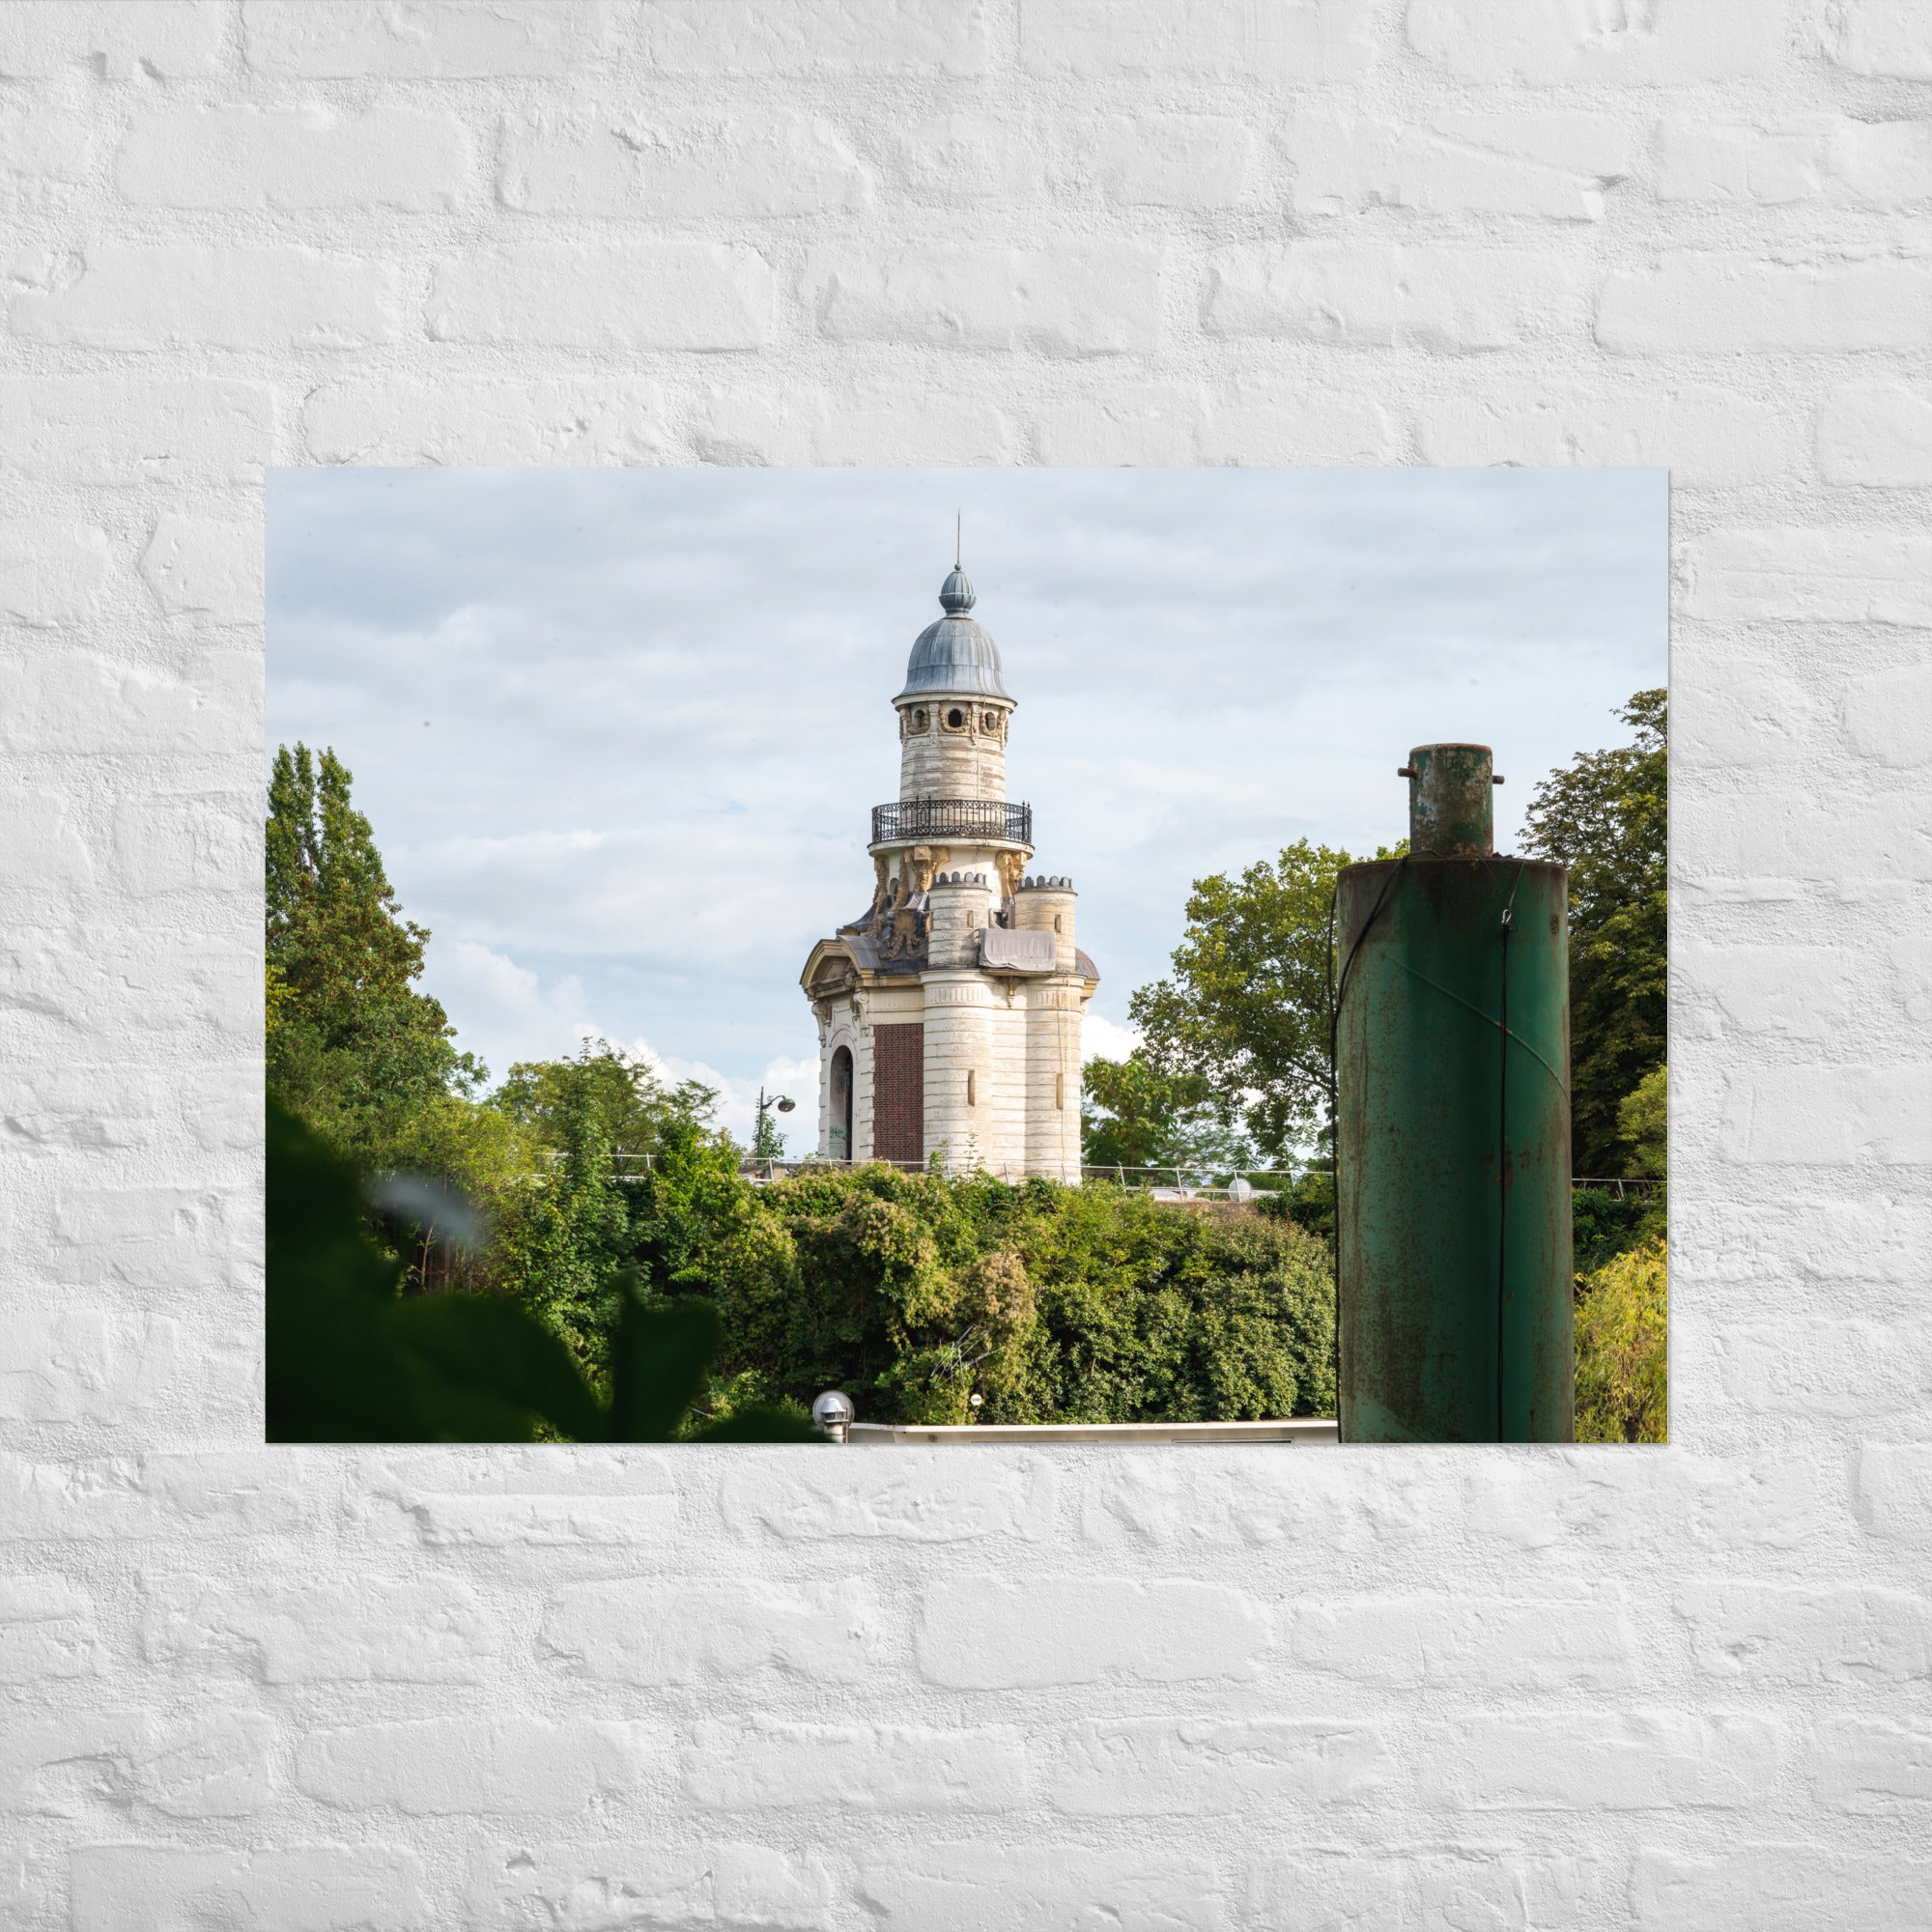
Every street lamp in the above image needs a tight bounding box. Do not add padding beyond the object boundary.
[811,1389,855,1442]
[753,1088,796,1164]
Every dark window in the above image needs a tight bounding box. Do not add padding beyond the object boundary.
[830,1045,853,1158]
[945,706,965,729]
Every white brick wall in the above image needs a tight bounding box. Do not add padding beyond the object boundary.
[2,2,1926,1923]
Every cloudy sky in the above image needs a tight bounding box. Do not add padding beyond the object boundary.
[267,466,1665,1146]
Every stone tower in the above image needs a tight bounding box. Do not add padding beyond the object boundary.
[799,562,1098,1179]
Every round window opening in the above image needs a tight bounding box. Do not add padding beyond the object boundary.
[947,707,966,728]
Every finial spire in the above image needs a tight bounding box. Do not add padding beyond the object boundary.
[938,519,976,615]
[938,560,975,615]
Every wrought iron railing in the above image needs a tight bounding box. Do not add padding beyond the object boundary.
[870,798,1032,845]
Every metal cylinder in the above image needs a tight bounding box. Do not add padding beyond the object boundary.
[1335,746,1574,1443]
[1401,742,1498,857]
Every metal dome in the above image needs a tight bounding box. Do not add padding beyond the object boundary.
[895,567,1012,701]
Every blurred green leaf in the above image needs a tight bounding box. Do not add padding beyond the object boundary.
[690,1406,824,1444]
[608,1294,721,1442]
[267,1097,820,1445]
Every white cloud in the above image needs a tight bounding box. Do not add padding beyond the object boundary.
[425,940,590,1079]
[617,1037,820,1149]
[1082,1013,1142,1065]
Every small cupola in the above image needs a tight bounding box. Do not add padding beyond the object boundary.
[896,564,1012,702]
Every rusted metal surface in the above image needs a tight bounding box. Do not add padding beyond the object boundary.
[1401,742,1502,857]
[1336,744,1574,1444]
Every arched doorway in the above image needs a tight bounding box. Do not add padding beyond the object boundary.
[829,1045,853,1161]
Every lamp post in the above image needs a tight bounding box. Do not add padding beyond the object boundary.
[752,1088,796,1166]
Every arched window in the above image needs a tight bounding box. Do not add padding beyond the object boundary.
[944,705,967,730]
[967,1069,977,1107]
[830,1045,854,1159]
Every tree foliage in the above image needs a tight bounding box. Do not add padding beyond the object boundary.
[1618,1064,1666,1179]
[495,1037,697,1162]
[1572,1185,1654,1275]
[668,1160,1337,1428]
[1127,839,1364,1163]
[1573,1236,1666,1443]
[1081,1054,1253,1174]
[1522,690,1667,1176]
[266,744,479,1172]
[749,1095,789,1162]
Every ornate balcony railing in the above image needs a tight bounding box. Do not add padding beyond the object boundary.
[870,798,1032,845]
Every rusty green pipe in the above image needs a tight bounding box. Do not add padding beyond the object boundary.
[1336,744,1575,1443]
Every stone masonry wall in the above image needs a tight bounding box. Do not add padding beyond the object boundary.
[897,698,1010,801]
[3,2,1929,1925]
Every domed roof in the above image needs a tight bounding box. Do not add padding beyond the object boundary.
[896,565,1012,701]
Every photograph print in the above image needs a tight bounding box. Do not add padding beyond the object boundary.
[265,466,1666,1447]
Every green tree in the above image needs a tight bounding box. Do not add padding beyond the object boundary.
[1521,690,1667,1176]
[1081,1053,1253,1174]
[1618,1064,1666,1179]
[1573,1236,1666,1443]
[495,1037,674,1163]
[1129,839,1374,1163]
[491,1064,634,1379]
[266,744,478,1170]
[749,1094,788,1163]
[628,1086,759,1302]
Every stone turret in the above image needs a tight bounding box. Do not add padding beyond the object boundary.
[1012,876,1082,1174]
[895,567,1013,802]
[926,870,998,970]
[1014,875,1079,975]
[799,558,1098,1180]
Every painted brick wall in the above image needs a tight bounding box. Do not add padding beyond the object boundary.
[3,1,1928,1924]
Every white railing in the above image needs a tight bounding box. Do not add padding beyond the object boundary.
[846,1417,1339,1446]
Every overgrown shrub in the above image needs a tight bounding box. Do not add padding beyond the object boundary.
[1572,1184,1660,1274]
[1574,1236,1667,1443]
[687,1165,1336,1426]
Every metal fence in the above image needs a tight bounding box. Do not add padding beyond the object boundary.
[869,797,1032,845]
[585,1151,1662,1195]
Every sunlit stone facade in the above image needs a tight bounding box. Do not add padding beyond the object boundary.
[799,565,1098,1180]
